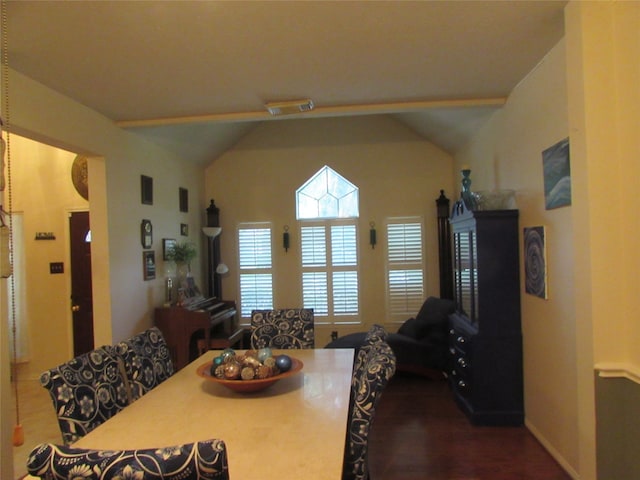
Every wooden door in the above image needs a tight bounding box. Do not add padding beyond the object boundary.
[70,211,94,356]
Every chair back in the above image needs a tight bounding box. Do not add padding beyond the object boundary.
[364,324,388,344]
[116,326,174,401]
[39,346,130,445]
[352,324,389,383]
[344,340,396,480]
[27,438,230,480]
[250,308,314,349]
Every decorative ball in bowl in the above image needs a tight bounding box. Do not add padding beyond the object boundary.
[196,348,303,393]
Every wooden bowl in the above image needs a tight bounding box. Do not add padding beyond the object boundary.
[196,357,304,393]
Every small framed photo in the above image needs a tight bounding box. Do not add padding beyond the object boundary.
[141,175,153,205]
[163,238,176,261]
[179,187,189,212]
[180,223,189,236]
[143,251,156,280]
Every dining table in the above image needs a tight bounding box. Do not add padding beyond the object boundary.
[27,348,355,480]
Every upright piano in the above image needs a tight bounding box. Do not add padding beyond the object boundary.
[155,297,243,370]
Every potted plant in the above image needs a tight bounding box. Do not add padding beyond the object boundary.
[166,241,197,277]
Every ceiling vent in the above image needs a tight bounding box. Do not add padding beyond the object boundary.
[265,99,314,116]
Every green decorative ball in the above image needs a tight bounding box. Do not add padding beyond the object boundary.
[257,347,273,363]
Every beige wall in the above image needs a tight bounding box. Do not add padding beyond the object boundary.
[565,2,640,479]
[613,4,640,370]
[2,2,638,478]
[455,2,640,479]
[7,69,208,343]
[1,69,207,477]
[205,115,454,344]
[456,39,579,477]
[9,135,89,377]
[565,0,640,374]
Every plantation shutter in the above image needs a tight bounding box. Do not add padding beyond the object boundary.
[387,221,424,317]
[238,226,273,317]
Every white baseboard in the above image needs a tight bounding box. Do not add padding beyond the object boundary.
[525,419,580,480]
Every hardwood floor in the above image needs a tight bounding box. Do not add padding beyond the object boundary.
[12,371,570,480]
[368,373,571,480]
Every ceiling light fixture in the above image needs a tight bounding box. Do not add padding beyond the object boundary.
[265,99,314,116]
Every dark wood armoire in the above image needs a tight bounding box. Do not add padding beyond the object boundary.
[448,199,524,426]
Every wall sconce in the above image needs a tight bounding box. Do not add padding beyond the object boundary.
[369,221,377,249]
[283,225,290,252]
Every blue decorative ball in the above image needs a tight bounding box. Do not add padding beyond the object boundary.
[221,349,236,363]
[275,354,292,372]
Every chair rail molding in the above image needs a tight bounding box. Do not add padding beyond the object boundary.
[595,362,640,385]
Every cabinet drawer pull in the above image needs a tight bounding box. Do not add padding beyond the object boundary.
[457,357,467,368]
[456,336,466,345]
[457,379,467,389]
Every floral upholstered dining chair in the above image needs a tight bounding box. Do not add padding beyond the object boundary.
[352,324,389,383]
[27,438,230,480]
[115,326,174,402]
[39,346,130,445]
[363,323,388,346]
[343,340,396,480]
[250,308,315,349]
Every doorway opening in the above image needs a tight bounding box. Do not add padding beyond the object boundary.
[70,211,94,356]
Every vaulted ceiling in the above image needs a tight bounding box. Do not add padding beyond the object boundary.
[5,1,566,164]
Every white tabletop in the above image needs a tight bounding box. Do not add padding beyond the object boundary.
[35,348,355,480]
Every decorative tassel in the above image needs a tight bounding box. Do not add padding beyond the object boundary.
[12,424,24,446]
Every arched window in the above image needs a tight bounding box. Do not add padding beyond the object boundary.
[297,166,359,324]
[296,165,358,219]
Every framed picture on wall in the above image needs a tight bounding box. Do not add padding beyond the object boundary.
[180,223,189,236]
[143,251,156,280]
[542,137,571,210]
[179,187,189,212]
[524,226,547,299]
[141,175,153,205]
[163,238,176,261]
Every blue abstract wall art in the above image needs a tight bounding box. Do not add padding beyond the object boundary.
[542,137,571,210]
[524,226,547,299]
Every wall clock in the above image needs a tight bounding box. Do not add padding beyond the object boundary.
[71,155,89,200]
[141,219,153,248]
